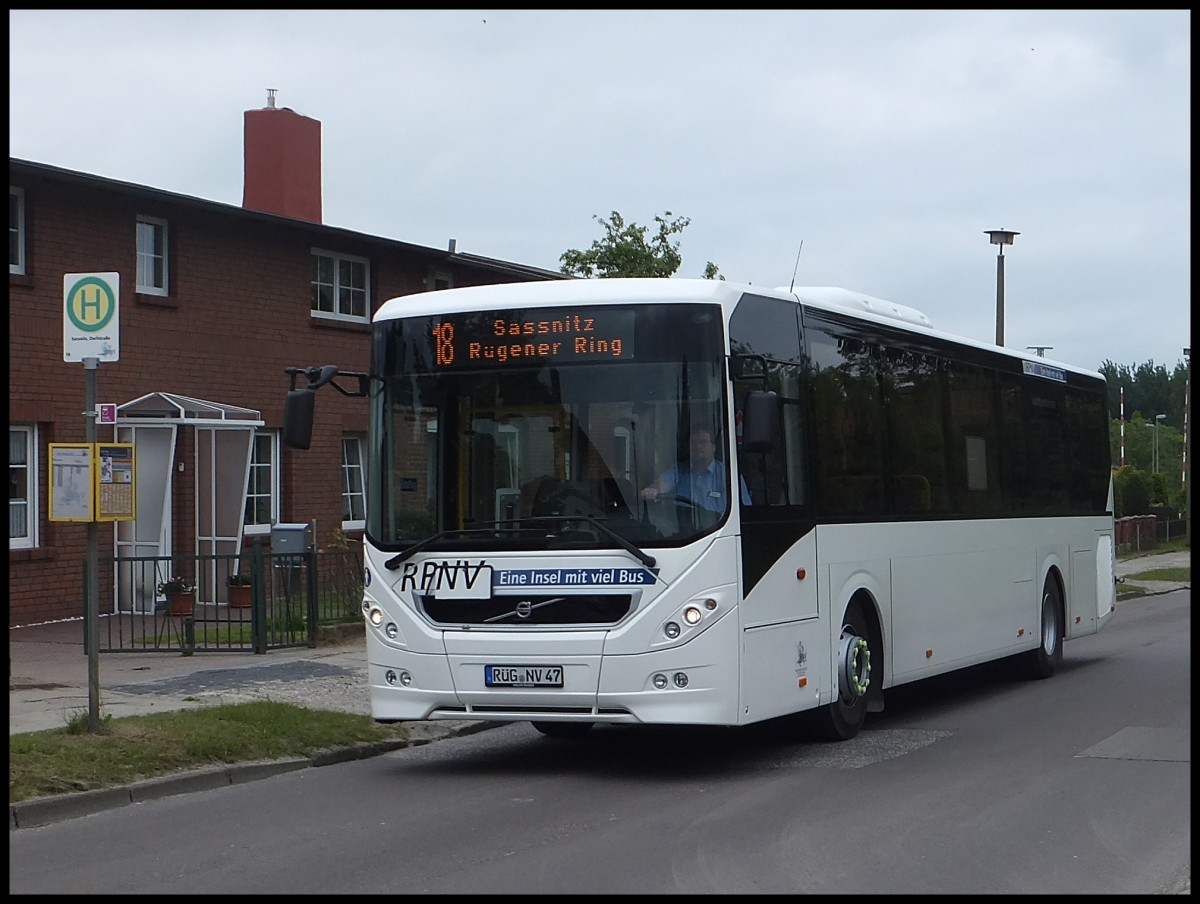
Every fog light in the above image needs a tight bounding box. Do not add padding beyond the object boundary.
[385,670,398,685]
[399,670,413,687]
[683,606,702,625]
[673,672,689,688]
[369,608,384,626]
[664,621,681,638]
[385,622,398,639]
[653,673,668,689]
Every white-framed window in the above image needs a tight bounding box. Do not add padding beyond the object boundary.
[312,249,369,322]
[9,425,37,549]
[430,270,452,291]
[135,215,169,295]
[243,430,279,533]
[342,434,367,528]
[10,186,26,276]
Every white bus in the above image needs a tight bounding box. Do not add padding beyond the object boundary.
[285,277,1117,740]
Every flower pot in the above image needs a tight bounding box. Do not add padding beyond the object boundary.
[227,584,252,608]
[168,590,194,617]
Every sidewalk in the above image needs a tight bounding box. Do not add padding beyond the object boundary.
[9,620,383,736]
[1115,548,1192,599]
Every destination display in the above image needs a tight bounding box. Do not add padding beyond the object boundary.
[430,309,635,368]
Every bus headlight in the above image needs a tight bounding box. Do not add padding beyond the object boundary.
[683,606,702,625]
[368,607,384,627]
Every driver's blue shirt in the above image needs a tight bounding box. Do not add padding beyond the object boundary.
[657,459,752,511]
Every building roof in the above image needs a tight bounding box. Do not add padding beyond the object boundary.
[9,157,566,282]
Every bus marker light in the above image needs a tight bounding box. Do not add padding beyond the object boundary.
[704,598,717,610]
[1017,628,1025,637]
[926,649,933,658]
[798,676,807,688]
[797,568,806,580]
[683,606,702,625]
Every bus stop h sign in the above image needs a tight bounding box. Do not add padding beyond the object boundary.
[64,272,120,362]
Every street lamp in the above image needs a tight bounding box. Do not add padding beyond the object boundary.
[1149,413,1166,472]
[985,229,1019,346]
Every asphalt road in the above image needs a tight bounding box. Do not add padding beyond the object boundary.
[9,589,1190,894]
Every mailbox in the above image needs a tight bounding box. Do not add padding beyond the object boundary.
[270,522,310,555]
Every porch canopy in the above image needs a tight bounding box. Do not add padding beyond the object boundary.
[116,392,262,425]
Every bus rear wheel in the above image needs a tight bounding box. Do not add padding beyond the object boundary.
[809,601,873,741]
[532,721,594,739]
[1021,577,1064,679]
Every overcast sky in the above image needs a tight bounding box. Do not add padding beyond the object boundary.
[10,10,1190,373]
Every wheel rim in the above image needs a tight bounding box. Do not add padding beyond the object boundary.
[839,629,871,703]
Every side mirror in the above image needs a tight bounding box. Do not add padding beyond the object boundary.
[741,390,779,453]
[283,388,316,450]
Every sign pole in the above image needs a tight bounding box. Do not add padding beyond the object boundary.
[84,357,101,732]
[63,272,119,733]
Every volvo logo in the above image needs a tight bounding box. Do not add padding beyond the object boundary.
[516,600,533,619]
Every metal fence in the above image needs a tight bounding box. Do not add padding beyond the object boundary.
[90,542,363,654]
[1115,516,1189,556]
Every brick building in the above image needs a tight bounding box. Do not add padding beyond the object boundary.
[9,95,562,628]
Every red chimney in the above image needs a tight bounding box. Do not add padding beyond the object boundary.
[242,89,322,223]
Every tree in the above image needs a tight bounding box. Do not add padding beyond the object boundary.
[1098,358,1188,426]
[559,210,720,279]
[1114,465,1151,517]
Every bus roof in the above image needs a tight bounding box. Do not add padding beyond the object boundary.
[374,278,1102,380]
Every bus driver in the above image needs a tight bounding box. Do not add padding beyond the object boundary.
[641,427,751,511]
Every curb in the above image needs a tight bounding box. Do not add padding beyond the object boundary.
[1115,582,1189,603]
[315,622,365,646]
[9,720,499,831]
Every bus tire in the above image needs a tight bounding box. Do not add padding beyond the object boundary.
[809,599,873,741]
[532,721,594,739]
[1022,577,1064,680]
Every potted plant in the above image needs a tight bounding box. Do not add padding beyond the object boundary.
[157,574,195,616]
[226,572,253,608]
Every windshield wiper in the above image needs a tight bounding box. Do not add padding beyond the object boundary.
[526,515,656,569]
[384,516,657,570]
[384,523,509,569]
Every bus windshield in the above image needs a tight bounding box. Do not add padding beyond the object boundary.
[367,302,731,552]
